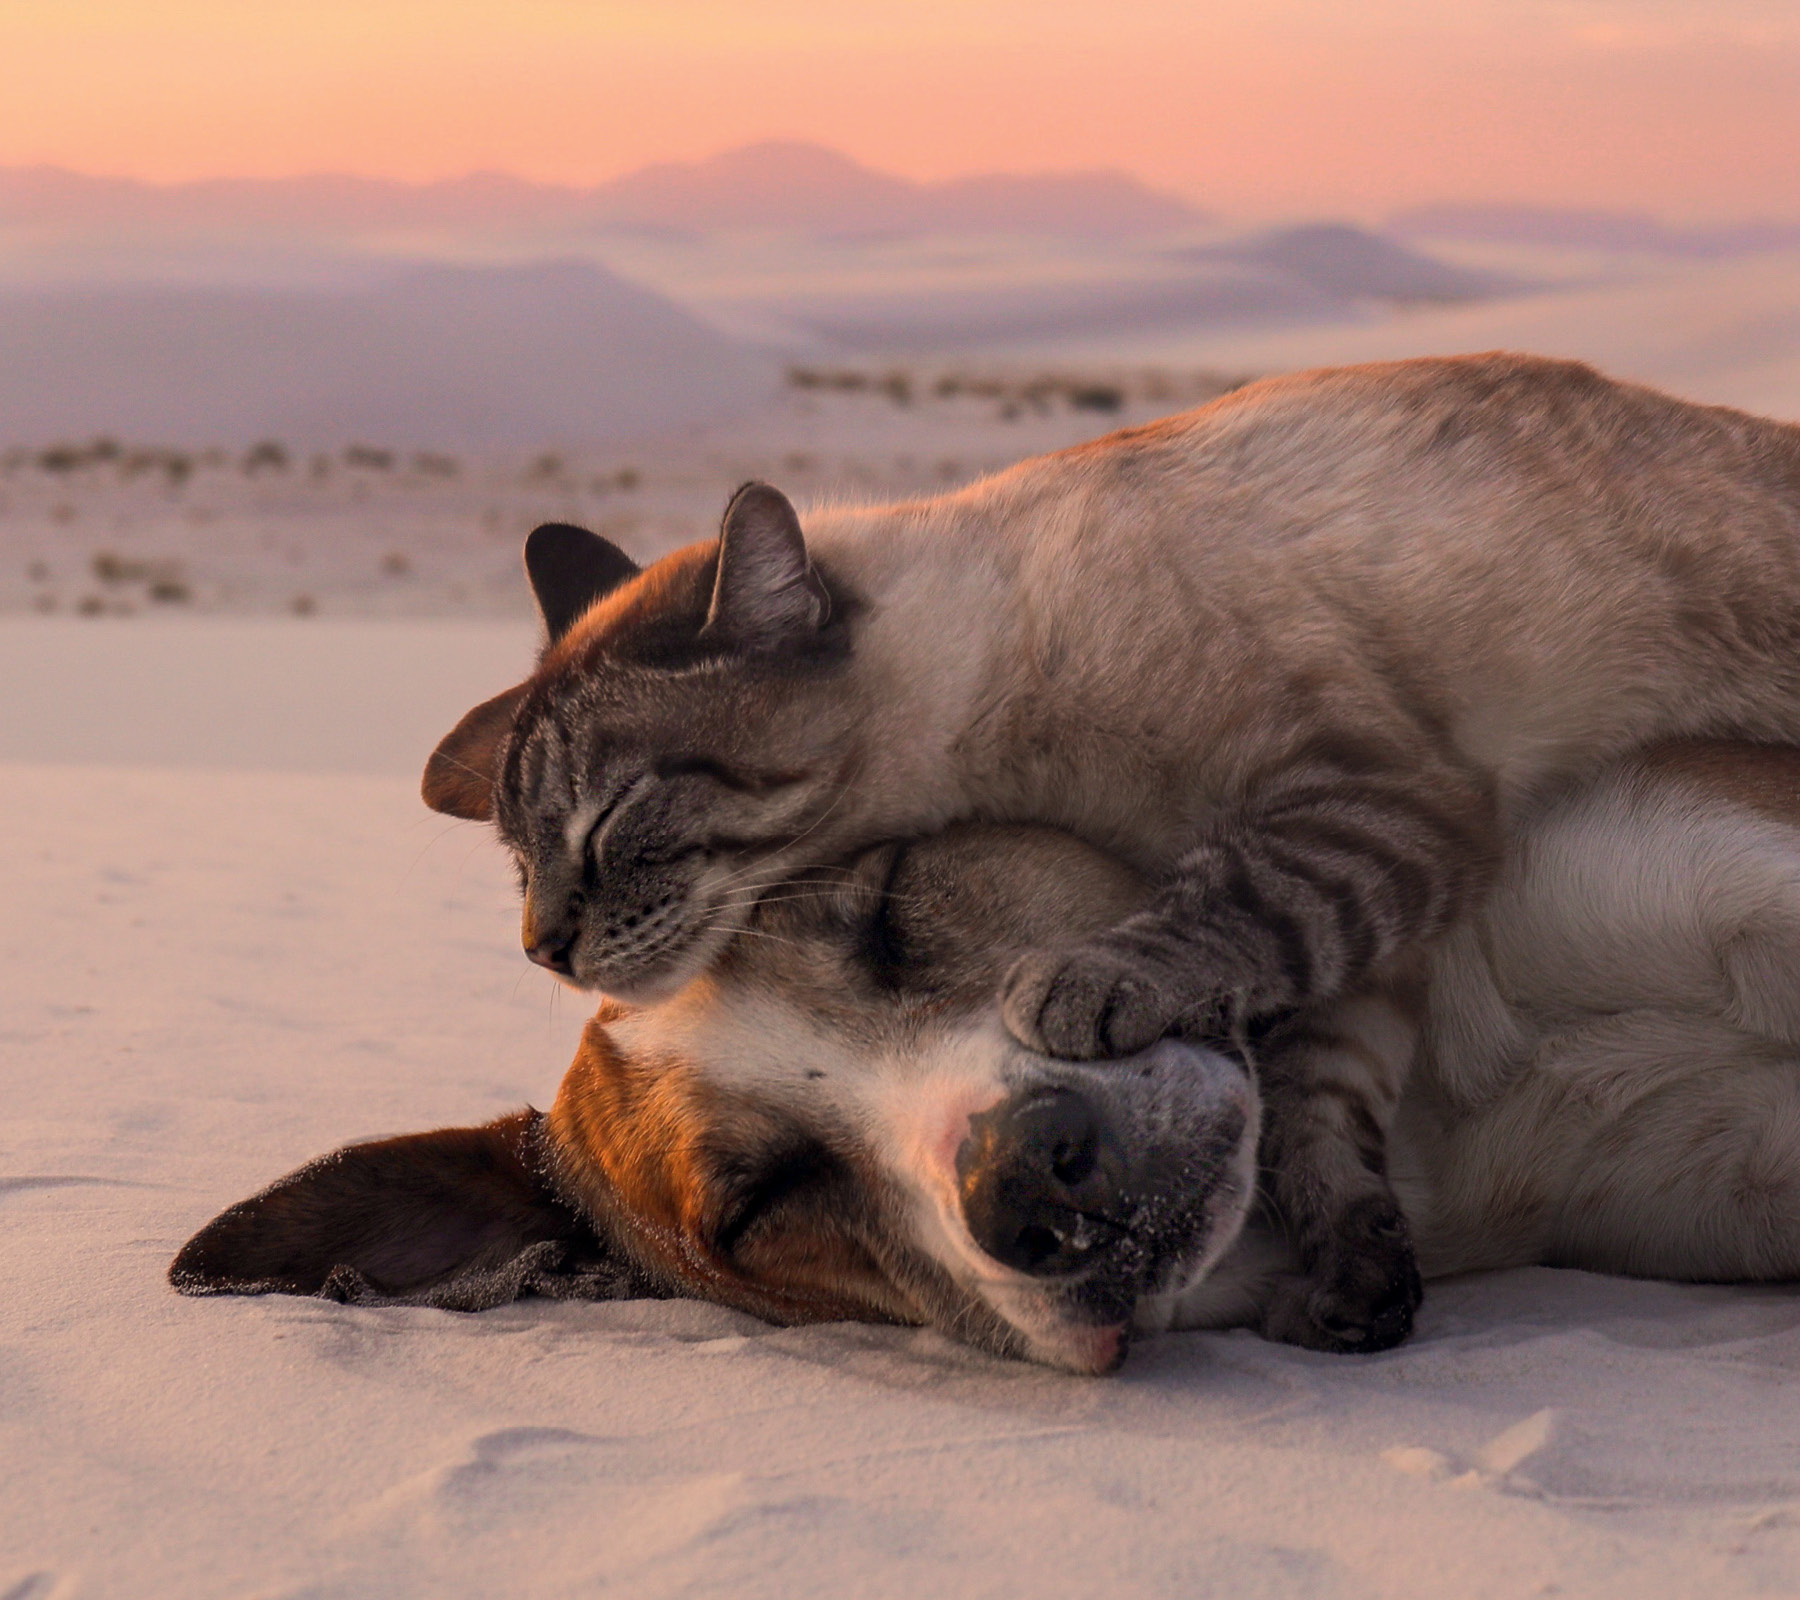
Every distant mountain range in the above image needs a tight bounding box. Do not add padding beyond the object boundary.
[6,146,1794,254]
[0,261,771,446]
[1392,204,1800,258]
[0,142,1205,239]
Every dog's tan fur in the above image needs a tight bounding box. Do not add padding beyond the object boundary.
[179,742,1800,1372]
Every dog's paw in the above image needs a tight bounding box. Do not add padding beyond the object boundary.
[1000,940,1190,1060]
[1261,1202,1423,1354]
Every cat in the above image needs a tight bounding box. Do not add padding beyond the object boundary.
[420,352,1800,1349]
[180,742,1800,1372]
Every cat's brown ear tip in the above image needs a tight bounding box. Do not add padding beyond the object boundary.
[421,745,496,820]
[420,683,528,821]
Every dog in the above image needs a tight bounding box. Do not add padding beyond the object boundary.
[173,739,1800,1372]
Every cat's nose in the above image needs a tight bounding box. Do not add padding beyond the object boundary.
[526,934,576,976]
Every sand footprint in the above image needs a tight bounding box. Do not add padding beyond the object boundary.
[346,1423,854,1580]
[1382,1407,1560,1495]
[1,1572,77,1600]
[352,1425,619,1535]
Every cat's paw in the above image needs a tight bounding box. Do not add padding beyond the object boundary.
[1261,1201,1423,1354]
[1001,939,1194,1059]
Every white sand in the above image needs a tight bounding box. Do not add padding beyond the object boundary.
[7,617,1800,1597]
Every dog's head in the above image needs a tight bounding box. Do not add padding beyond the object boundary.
[173,827,1259,1373]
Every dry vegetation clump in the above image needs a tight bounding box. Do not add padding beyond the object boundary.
[92,551,191,604]
[37,438,123,473]
[1,438,214,491]
[785,365,1251,421]
[25,437,197,491]
[786,367,916,405]
[243,440,290,475]
[587,467,640,494]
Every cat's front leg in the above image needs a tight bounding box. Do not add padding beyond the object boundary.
[999,767,1486,1351]
[1000,763,1493,1058]
[1249,997,1425,1352]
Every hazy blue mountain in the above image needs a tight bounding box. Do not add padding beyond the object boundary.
[0,142,1205,240]
[593,143,1203,235]
[0,166,587,231]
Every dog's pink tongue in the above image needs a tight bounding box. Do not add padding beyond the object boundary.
[1054,1321,1128,1375]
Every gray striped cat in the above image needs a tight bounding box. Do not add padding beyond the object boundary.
[424,352,1800,1351]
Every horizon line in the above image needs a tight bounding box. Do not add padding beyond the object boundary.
[7,147,1798,231]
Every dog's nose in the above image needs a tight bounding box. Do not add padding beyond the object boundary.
[525,934,576,976]
[956,1087,1130,1276]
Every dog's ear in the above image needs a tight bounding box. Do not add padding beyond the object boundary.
[524,523,640,643]
[169,1111,617,1303]
[704,482,830,647]
[421,682,527,821]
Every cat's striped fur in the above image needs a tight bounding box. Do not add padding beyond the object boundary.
[423,352,1800,1350]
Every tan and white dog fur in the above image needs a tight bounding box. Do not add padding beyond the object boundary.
[176,742,1800,1373]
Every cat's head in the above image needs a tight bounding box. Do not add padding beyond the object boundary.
[425,484,869,1000]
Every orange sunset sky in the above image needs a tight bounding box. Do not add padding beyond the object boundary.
[1,0,1796,219]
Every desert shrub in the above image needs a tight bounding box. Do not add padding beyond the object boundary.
[38,438,121,473]
[1066,384,1124,412]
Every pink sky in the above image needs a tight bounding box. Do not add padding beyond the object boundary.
[2,1,1796,219]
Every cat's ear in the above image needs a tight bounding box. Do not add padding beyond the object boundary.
[421,683,527,821]
[704,482,830,647]
[524,522,640,643]
[169,1111,608,1302]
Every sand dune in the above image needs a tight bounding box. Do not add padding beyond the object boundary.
[754,223,1507,353]
[1069,250,1800,422]
[6,616,1800,1597]
[0,260,772,447]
